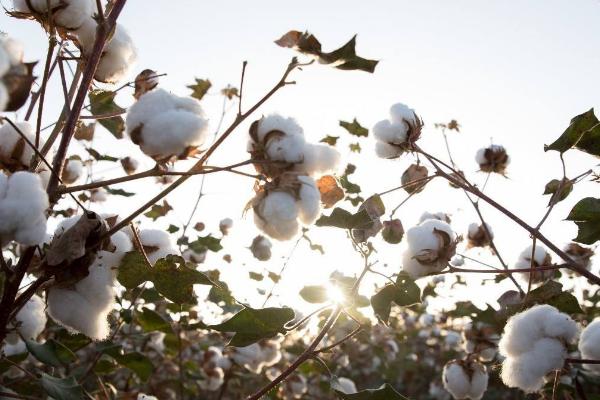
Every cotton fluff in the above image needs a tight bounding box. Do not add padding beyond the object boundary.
[0,171,49,246]
[137,229,178,264]
[13,0,93,30]
[0,121,36,168]
[515,244,553,283]
[47,224,132,340]
[442,360,488,400]
[402,219,457,279]
[248,114,340,178]
[373,103,422,159]
[61,157,84,184]
[125,88,209,160]
[6,294,46,343]
[253,175,321,241]
[578,318,600,374]
[498,304,579,393]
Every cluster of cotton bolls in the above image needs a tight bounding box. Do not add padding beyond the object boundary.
[401,218,458,279]
[5,294,47,348]
[125,88,210,161]
[475,144,509,174]
[515,244,553,283]
[0,171,49,246]
[442,359,489,400]
[498,304,579,393]
[247,115,340,241]
[0,36,25,112]
[373,103,423,159]
[250,235,272,261]
[228,339,282,374]
[466,222,493,249]
[579,318,600,374]
[135,229,178,264]
[198,346,231,391]
[46,215,133,340]
[462,321,499,362]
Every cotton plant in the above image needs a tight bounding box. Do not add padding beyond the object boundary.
[498,304,579,393]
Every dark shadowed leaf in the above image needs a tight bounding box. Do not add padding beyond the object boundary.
[88,90,125,139]
[249,271,264,281]
[189,235,223,253]
[370,273,421,323]
[316,208,372,230]
[566,197,600,244]
[208,307,295,347]
[543,178,573,206]
[85,147,118,162]
[25,339,76,367]
[545,108,600,156]
[40,374,84,400]
[137,307,173,334]
[113,352,154,382]
[106,187,135,197]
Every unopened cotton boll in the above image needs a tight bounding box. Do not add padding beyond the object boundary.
[137,229,178,264]
[8,294,46,343]
[402,219,457,279]
[250,235,272,261]
[498,304,579,393]
[0,171,49,246]
[13,0,94,30]
[579,318,600,374]
[126,88,209,160]
[515,244,553,283]
[442,360,488,400]
[373,102,422,159]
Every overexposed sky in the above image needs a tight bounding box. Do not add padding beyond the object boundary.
[1,1,599,314]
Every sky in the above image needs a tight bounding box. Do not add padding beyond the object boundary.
[1,0,600,316]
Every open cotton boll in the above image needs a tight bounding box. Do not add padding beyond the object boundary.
[334,377,357,394]
[373,103,421,160]
[259,339,282,367]
[467,222,493,248]
[296,143,341,176]
[579,318,600,374]
[201,367,225,391]
[61,157,84,184]
[137,229,178,264]
[126,88,209,160]
[0,171,49,246]
[1,36,24,67]
[256,114,304,142]
[515,244,553,282]
[296,175,321,225]
[442,360,488,400]
[0,45,9,76]
[285,375,308,399]
[2,339,26,356]
[475,144,510,174]
[254,191,300,241]
[93,24,137,83]
[13,0,94,30]
[219,218,233,235]
[250,235,272,261]
[0,121,36,168]
[402,219,456,278]
[8,294,46,342]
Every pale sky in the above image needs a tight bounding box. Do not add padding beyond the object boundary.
[1,1,599,315]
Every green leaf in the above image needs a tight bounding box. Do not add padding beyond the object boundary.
[545,108,600,156]
[316,208,372,230]
[188,78,212,101]
[504,281,583,316]
[106,187,136,197]
[88,90,125,139]
[189,235,223,253]
[167,224,180,233]
[349,142,362,153]
[370,273,421,323]
[137,307,173,334]
[144,200,173,221]
[547,291,584,314]
[566,197,600,244]
[25,339,76,367]
[340,119,368,137]
[249,271,264,281]
[543,178,573,206]
[275,31,378,73]
[118,252,214,304]
[333,383,408,399]
[320,135,339,146]
[113,352,154,382]
[300,285,329,303]
[85,147,118,162]
[40,374,84,400]
[208,307,295,347]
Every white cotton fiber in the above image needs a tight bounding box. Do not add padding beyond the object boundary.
[13,0,94,30]
[334,377,357,394]
[372,103,418,159]
[137,229,178,264]
[296,143,341,176]
[402,219,456,279]
[0,121,36,167]
[498,304,579,393]
[94,24,137,83]
[0,171,49,246]
[254,191,300,241]
[442,361,488,400]
[515,244,553,282]
[578,318,600,374]
[297,175,321,225]
[126,88,209,159]
[62,158,84,184]
[8,294,46,342]
[0,83,8,111]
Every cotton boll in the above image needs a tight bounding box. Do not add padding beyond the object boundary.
[137,394,158,400]
[61,157,84,184]
[254,191,300,241]
[231,343,264,373]
[138,229,178,264]
[126,89,209,160]
[334,377,357,394]
[219,218,233,235]
[0,45,10,76]
[443,360,488,400]
[373,103,422,160]
[256,114,304,142]
[260,339,282,367]
[0,171,49,246]
[201,367,225,391]
[13,0,94,30]
[375,140,403,159]
[0,82,8,111]
[0,121,36,168]
[578,318,600,374]
[285,375,307,399]
[515,244,553,282]
[2,36,24,67]
[250,235,272,261]
[90,187,107,202]
[264,131,306,164]
[183,248,206,264]
[296,175,321,225]
[401,219,456,278]
[2,339,26,356]
[296,143,340,176]
[475,144,509,174]
[12,294,46,341]
[94,24,137,83]
[389,102,417,125]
